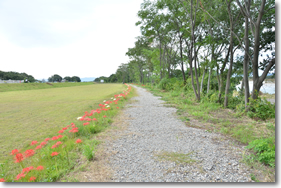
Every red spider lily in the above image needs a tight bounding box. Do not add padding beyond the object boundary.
[29,177,36,182]
[58,135,63,138]
[36,166,44,171]
[116,107,119,109]
[51,141,62,149]
[45,138,50,141]
[0,178,6,182]
[103,115,107,118]
[51,152,59,157]
[52,136,58,140]
[93,118,97,121]
[25,149,35,158]
[62,127,68,130]
[15,173,25,180]
[22,166,33,173]
[58,130,64,133]
[10,149,19,155]
[83,122,89,126]
[30,141,38,145]
[98,104,103,106]
[14,153,24,163]
[76,139,82,143]
[71,124,76,128]
[35,145,42,150]
[69,127,78,133]
[40,141,47,146]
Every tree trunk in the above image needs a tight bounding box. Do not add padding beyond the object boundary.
[243,11,250,106]
[159,38,163,80]
[224,2,234,108]
[200,67,206,92]
[207,67,212,94]
[240,78,244,95]
[180,36,186,84]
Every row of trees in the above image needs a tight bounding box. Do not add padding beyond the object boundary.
[112,0,275,108]
[47,74,81,82]
[0,70,36,82]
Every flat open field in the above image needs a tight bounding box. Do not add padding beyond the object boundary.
[0,83,125,162]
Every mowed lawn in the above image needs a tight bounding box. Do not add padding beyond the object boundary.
[0,83,125,162]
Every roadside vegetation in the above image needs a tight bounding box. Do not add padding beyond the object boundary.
[0,83,135,182]
[101,0,275,181]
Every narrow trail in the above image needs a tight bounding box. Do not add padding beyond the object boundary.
[101,86,255,182]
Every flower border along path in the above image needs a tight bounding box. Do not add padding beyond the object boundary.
[0,84,132,182]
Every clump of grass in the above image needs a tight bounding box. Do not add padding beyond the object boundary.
[155,151,196,165]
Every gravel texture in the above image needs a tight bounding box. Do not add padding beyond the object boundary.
[105,86,254,182]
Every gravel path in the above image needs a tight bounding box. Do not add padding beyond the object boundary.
[104,86,254,182]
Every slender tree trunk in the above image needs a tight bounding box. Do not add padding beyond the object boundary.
[180,36,186,84]
[200,67,206,92]
[207,67,212,94]
[243,11,250,106]
[240,78,244,94]
[224,1,234,108]
[159,37,163,80]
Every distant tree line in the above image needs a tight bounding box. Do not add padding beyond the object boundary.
[94,74,118,83]
[0,70,35,82]
[47,74,81,82]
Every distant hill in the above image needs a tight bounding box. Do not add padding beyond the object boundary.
[80,77,96,82]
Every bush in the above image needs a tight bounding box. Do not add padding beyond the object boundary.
[246,137,275,167]
[247,97,275,120]
[157,77,182,91]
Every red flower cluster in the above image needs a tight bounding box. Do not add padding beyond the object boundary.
[69,127,78,133]
[14,153,24,163]
[10,149,19,155]
[36,165,44,171]
[22,166,33,173]
[76,139,82,143]
[25,149,35,158]
[51,152,59,157]
[30,141,38,146]
[51,141,62,149]
[83,122,90,126]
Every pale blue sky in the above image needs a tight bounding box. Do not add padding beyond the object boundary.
[0,0,143,80]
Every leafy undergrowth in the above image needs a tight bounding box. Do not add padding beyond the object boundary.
[0,84,134,182]
[133,83,275,182]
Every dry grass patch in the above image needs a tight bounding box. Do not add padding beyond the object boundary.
[155,151,197,165]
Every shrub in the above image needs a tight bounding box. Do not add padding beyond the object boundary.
[247,97,275,120]
[246,137,275,167]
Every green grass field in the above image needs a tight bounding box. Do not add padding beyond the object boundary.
[0,82,93,92]
[0,83,126,162]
